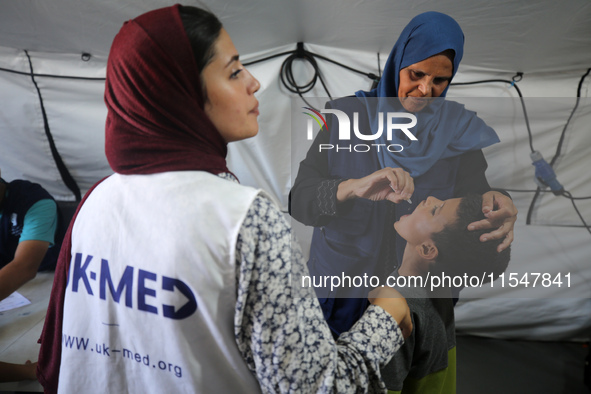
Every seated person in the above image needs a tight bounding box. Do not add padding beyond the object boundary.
[380,193,511,393]
[0,168,64,301]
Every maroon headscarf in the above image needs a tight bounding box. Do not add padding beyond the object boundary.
[38,5,226,392]
[105,4,229,175]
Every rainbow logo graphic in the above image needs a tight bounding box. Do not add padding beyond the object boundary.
[302,107,328,139]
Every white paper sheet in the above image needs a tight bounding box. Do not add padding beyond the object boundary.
[0,291,31,312]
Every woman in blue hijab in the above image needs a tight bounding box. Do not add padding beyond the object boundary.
[289,11,517,336]
[356,11,501,179]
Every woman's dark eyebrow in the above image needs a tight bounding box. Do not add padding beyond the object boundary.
[410,67,452,80]
[225,54,240,68]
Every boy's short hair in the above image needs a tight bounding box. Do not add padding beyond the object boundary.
[431,193,510,282]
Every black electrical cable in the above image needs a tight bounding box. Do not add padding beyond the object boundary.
[561,190,591,234]
[311,51,380,82]
[451,71,591,235]
[503,188,590,230]
[371,52,382,90]
[244,43,378,82]
[549,68,591,167]
[502,188,591,199]
[536,223,591,229]
[24,50,82,201]
[502,188,552,194]
[525,68,591,227]
[451,73,534,153]
[0,65,105,81]
[245,45,331,108]
[242,50,295,67]
[244,42,380,109]
[279,43,333,99]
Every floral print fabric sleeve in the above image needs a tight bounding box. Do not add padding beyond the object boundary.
[234,193,405,393]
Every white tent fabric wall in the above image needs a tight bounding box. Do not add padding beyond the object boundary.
[444,95,591,341]
[0,2,590,342]
[0,46,109,199]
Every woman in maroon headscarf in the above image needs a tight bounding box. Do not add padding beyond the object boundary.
[37,5,412,393]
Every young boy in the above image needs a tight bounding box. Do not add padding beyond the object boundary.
[381,193,511,394]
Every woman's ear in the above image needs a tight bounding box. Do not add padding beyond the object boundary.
[416,240,438,261]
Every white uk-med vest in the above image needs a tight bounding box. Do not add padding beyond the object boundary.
[59,171,263,393]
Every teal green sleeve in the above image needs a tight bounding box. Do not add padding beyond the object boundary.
[20,199,58,246]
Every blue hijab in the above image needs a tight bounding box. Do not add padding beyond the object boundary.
[355,11,499,177]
